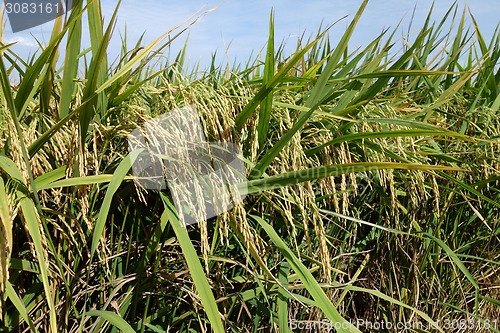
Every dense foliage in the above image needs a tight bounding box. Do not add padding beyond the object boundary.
[0,1,498,332]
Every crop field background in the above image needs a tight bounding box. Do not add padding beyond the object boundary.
[0,0,498,332]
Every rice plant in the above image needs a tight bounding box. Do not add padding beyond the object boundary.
[0,0,498,332]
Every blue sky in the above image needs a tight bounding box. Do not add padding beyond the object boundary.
[3,0,499,69]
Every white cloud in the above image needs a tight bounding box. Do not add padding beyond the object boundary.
[4,35,38,47]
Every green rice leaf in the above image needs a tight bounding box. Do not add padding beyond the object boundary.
[37,174,133,191]
[91,149,141,258]
[252,215,361,333]
[79,0,120,148]
[59,0,83,118]
[5,281,38,333]
[243,162,460,195]
[19,195,57,332]
[85,310,136,333]
[0,156,25,182]
[160,193,225,333]
[340,285,444,333]
[234,26,331,129]
[257,11,275,150]
[423,233,479,289]
[306,129,473,156]
[278,261,291,333]
[33,166,67,189]
[306,0,368,107]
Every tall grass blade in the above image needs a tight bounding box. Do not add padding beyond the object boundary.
[243,162,459,194]
[91,149,141,259]
[59,0,83,118]
[306,0,368,107]
[306,129,473,156]
[79,0,120,148]
[5,282,38,332]
[257,11,275,150]
[37,174,125,191]
[277,262,290,333]
[252,215,361,333]
[341,285,444,333]
[19,196,57,332]
[85,310,136,333]
[234,28,331,129]
[160,194,225,332]
[423,233,480,312]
